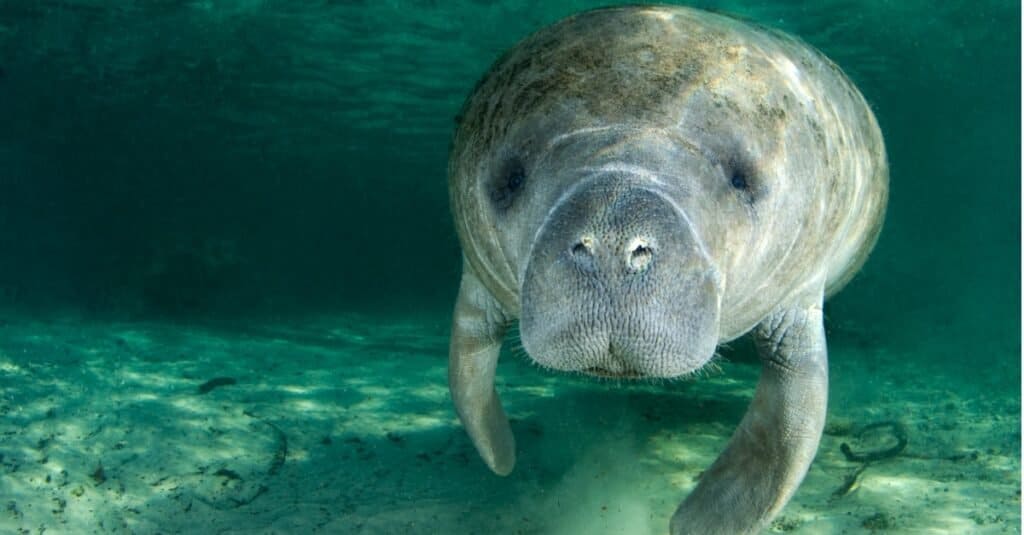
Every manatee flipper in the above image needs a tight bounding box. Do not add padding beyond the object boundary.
[671,292,828,535]
[449,266,515,475]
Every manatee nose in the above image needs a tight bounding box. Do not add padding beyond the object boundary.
[625,237,654,272]
[569,235,655,273]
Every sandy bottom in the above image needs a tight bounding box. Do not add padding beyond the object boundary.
[0,311,1018,534]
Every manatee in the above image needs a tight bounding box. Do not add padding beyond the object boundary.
[446,6,887,534]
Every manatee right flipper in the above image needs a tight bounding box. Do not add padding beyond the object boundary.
[448,265,515,475]
[671,293,829,535]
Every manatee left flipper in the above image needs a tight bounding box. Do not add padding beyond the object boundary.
[671,291,828,535]
[448,265,515,476]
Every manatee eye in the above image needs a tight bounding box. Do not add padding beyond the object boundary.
[730,171,748,190]
[506,162,525,191]
[490,157,527,211]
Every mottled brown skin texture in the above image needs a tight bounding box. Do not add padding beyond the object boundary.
[447,5,887,534]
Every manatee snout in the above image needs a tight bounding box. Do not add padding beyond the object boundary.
[520,176,722,378]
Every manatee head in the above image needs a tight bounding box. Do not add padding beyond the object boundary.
[450,8,822,380]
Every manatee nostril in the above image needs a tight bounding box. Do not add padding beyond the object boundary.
[569,235,597,271]
[571,236,595,257]
[627,238,654,272]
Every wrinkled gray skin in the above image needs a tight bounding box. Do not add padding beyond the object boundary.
[447,6,887,534]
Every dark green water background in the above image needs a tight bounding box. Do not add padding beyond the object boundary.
[0,2,1019,383]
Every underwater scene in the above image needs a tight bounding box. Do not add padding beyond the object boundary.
[0,1,1019,534]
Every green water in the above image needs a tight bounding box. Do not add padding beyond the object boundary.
[0,1,1019,534]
